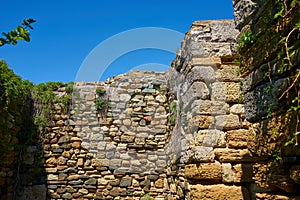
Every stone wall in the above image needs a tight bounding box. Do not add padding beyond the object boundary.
[35,71,188,199]
[233,0,300,198]
[1,2,300,199]
[168,20,260,200]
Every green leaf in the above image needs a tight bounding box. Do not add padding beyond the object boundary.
[274,8,284,19]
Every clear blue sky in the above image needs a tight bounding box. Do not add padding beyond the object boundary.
[0,0,234,84]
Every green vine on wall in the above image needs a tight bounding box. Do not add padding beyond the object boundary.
[274,0,300,146]
[0,61,33,153]
[237,0,300,149]
[169,101,177,126]
[95,87,109,119]
[32,82,73,129]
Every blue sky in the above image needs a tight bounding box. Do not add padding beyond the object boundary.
[0,0,234,84]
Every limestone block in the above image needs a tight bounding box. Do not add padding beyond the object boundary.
[47,174,58,181]
[120,132,135,143]
[222,163,234,183]
[187,66,217,84]
[216,65,241,82]
[67,174,79,181]
[58,135,70,144]
[120,176,132,187]
[214,148,259,162]
[189,41,235,57]
[181,146,215,163]
[72,141,81,148]
[190,100,229,115]
[155,178,164,188]
[189,20,238,43]
[182,81,210,106]
[187,115,215,133]
[91,159,109,167]
[57,156,67,165]
[189,184,250,200]
[185,162,222,180]
[155,94,166,103]
[215,114,242,130]
[46,157,57,166]
[224,82,241,103]
[191,57,222,66]
[194,129,226,147]
[119,93,131,102]
[230,104,245,115]
[226,129,255,148]
[85,178,97,185]
[211,82,241,103]
[211,82,226,101]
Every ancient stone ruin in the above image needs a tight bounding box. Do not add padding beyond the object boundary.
[0,0,299,199]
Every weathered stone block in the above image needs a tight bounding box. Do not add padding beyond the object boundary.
[226,129,255,148]
[216,64,241,82]
[182,146,215,163]
[181,81,210,106]
[120,177,132,187]
[215,114,242,130]
[224,82,241,103]
[187,66,217,84]
[185,162,222,180]
[222,163,234,183]
[230,104,245,115]
[191,57,222,66]
[189,184,250,200]
[47,174,58,181]
[85,178,97,185]
[91,159,109,167]
[187,115,215,133]
[189,41,235,57]
[214,148,259,162]
[190,100,229,115]
[120,132,135,143]
[194,129,226,147]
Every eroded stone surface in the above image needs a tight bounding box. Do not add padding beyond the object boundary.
[190,184,250,200]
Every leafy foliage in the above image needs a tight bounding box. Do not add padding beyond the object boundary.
[32,82,72,127]
[95,98,108,111]
[141,193,151,200]
[169,101,177,125]
[94,88,108,112]
[0,60,33,110]
[237,31,256,52]
[0,18,36,46]
[96,87,106,95]
[0,60,34,152]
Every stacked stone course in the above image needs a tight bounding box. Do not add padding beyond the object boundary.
[1,2,300,199]
[168,20,260,199]
[40,71,187,199]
